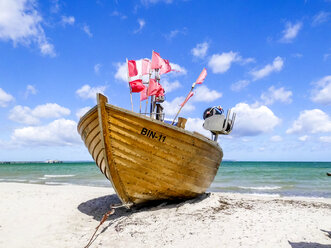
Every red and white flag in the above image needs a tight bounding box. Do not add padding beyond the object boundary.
[148,78,159,96]
[180,91,194,107]
[151,51,162,70]
[127,60,138,77]
[196,68,207,85]
[141,59,150,76]
[140,85,148,101]
[129,79,145,93]
[160,59,172,75]
[156,84,165,97]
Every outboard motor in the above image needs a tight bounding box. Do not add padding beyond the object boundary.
[203,106,236,141]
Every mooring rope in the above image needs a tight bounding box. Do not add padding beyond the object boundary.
[84,207,116,248]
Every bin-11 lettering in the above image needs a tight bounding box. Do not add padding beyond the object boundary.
[140,128,166,142]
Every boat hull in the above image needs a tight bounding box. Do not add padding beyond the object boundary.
[77,94,223,207]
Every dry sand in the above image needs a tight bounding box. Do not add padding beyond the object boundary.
[0,183,330,248]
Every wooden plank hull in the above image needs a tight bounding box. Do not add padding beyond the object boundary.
[77,94,223,207]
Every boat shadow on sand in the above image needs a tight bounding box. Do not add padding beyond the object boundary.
[77,192,211,222]
[288,230,331,248]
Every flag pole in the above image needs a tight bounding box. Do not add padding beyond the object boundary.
[171,82,196,125]
[126,58,134,111]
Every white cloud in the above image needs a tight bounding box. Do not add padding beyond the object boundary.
[230,80,250,92]
[134,19,145,33]
[141,0,174,5]
[94,63,102,74]
[298,135,309,141]
[312,11,330,26]
[11,118,81,146]
[76,84,106,100]
[111,11,127,20]
[0,0,55,56]
[163,96,195,117]
[185,117,210,137]
[191,42,209,58]
[61,16,75,26]
[319,136,331,143]
[286,109,331,134]
[24,84,37,98]
[169,62,187,75]
[280,21,302,43]
[0,88,14,107]
[310,75,331,105]
[208,51,254,74]
[231,103,281,137]
[76,107,91,119]
[82,24,92,37]
[208,52,238,74]
[114,62,127,82]
[250,57,284,81]
[261,86,292,105]
[270,135,283,142]
[193,85,222,102]
[162,79,181,93]
[9,103,71,125]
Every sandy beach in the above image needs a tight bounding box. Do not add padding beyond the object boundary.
[0,183,330,248]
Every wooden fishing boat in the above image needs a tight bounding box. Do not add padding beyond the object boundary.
[77,94,226,208]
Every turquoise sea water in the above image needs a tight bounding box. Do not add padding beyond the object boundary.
[0,161,330,198]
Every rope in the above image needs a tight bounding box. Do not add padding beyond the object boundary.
[84,207,116,248]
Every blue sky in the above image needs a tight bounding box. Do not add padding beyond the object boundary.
[0,0,330,161]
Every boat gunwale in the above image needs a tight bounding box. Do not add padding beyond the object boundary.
[78,103,221,153]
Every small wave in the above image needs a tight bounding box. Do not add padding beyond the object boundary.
[238,186,282,190]
[44,174,75,178]
[38,177,47,180]
[45,182,70,185]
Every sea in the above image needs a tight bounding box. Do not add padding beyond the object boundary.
[0,161,330,198]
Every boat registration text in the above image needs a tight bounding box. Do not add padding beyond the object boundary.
[141,127,166,142]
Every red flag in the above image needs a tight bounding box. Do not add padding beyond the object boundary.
[141,59,150,76]
[156,84,165,97]
[160,59,172,75]
[151,51,162,70]
[196,68,207,85]
[140,85,148,101]
[148,78,159,96]
[128,60,138,77]
[180,91,194,107]
[129,79,145,93]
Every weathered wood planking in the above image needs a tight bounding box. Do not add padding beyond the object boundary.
[77,94,223,208]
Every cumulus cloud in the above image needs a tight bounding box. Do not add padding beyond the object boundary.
[114,62,127,82]
[231,103,281,137]
[169,62,187,75]
[61,16,75,26]
[82,24,92,37]
[270,135,283,142]
[0,88,14,107]
[164,28,187,41]
[250,57,284,81]
[310,75,331,105]
[191,42,209,58]
[11,118,81,146]
[0,0,55,56]
[9,103,71,125]
[286,109,331,134]
[162,79,181,93]
[298,135,309,141]
[230,80,250,92]
[76,106,91,119]
[141,0,174,5]
[261,86,292,105]
[280,21,302,43]
[208,51,254,74]
[76,84,106,100]
[185,117,210,137]
[312,11,330,26]
[163,97,195,116]
[134,19,145,33]
[111,11,127,20]
[193,85,222,102]
[319,136,331,143]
